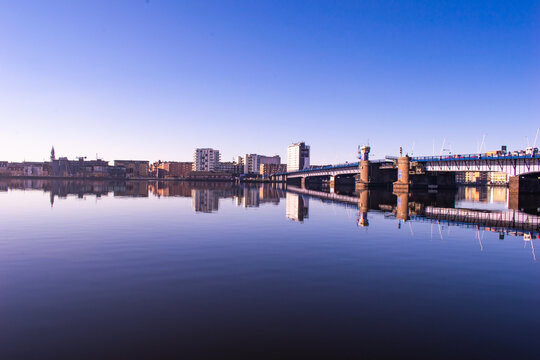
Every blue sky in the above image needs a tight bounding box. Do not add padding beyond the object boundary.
[1,0,538,164]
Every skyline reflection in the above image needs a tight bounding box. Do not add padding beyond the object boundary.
[1,179,538,243]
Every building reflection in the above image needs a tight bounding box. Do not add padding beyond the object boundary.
[458,186,508,206]
[192,189,220,213]
[285,192,309,222]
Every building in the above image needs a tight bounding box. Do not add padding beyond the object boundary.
[259,163,287,176]
[52,157,113,178]
[215,161,244,175]
[193,148,220,171]
[462,171,489,185]
[244,154,281,174]
[155,161,193,178]
[114,160,149,178]
[287,142,310,172]
[23,162,48,177]
[0,161,8,175]
[490,172,508,185]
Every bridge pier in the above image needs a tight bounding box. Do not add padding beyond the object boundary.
[301,177,306,188]
[355,160,370,190]
[329,176,335,193]
[393,156,411,193]
[509,175,540,194]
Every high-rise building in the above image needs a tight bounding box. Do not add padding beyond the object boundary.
[287,142,310,172]
[244,154,280,174]
[193,148,220,171]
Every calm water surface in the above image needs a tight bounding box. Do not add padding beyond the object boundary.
[0,180,539,359]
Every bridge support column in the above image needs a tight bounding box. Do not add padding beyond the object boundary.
[329,176,336,193]
[509,176,540,194]
[355,160,370,190]
[301,177,306,188]
[393,156,410,193]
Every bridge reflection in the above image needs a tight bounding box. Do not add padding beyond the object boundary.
[287,185,539,233]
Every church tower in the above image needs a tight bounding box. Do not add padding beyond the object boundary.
[50,146,55,161]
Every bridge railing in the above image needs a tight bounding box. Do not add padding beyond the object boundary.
[272,162,361,176]
[412,153,540,162]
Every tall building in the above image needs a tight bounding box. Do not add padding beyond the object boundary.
[193,148,220,171]
[287,142,310,172]
[244,154,280,174]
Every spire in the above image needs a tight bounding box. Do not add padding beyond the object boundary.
[50,146,55,161]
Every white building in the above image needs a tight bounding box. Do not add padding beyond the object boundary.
[193,148,220,171]
[244,154,280,174]
[287,142,310,172]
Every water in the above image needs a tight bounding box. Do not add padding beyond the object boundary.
[0,179,539,359]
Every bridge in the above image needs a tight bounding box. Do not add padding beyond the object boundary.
[412,153,540,177]
[270,149,540,194]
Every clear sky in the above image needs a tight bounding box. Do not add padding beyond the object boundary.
[1,0,538,164]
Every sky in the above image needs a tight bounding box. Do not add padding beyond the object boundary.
[1,0,539,164]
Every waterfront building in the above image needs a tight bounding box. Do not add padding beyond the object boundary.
[244,154,280,174]
[490,172,508,185]
[287,142,310,172]
[193,148,220,171]
[463,171,488,185]
[114,160,149,178]
[215,161,244,175]
[259,163,287,176]
[0,161,8,175]
[155,161,193,178]
[23,162,48,177]
[52,157,114,178]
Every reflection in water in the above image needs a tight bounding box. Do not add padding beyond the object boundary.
[1,179,538,257]
[457,186,508,210]
[1,178,540,359]
[285,192,309,222]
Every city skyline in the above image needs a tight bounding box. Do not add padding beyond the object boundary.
[1,1,539,164]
